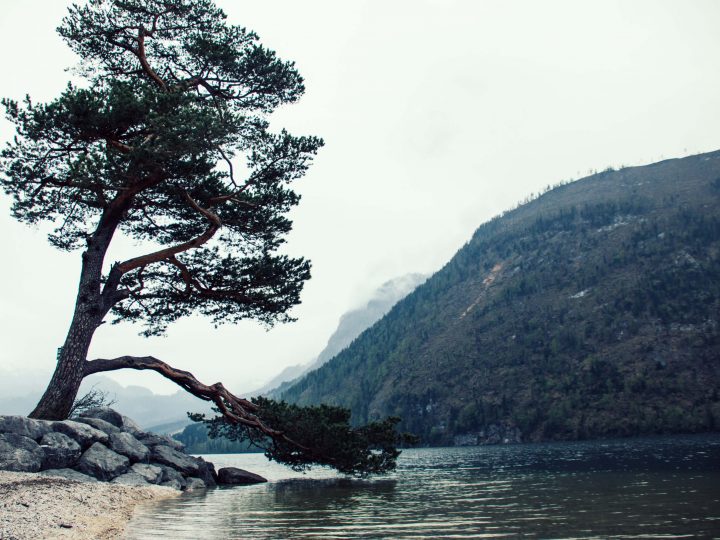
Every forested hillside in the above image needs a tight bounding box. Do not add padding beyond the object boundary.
[259,273,426,397]
[281,151,720,445]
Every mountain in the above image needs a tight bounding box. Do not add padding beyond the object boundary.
[281,151,720,445]
[255,273,426,396]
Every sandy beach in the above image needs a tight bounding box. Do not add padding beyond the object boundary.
[0,471,178,539]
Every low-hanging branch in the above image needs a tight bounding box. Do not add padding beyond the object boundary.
[82,355,413,477]
[84,356,264,429]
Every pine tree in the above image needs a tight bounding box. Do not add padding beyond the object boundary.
[2,0,406,476]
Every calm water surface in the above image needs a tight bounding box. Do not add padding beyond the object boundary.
[125,434,720,539]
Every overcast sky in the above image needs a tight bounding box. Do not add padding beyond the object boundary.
[1,0,719,398]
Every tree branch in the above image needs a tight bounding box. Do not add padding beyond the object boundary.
[114,192,221,275]
[136,28,167,90]
[107,139,133,154]
[83,355,293,441]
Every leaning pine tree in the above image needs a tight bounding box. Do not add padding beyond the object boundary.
[1,0,408,477]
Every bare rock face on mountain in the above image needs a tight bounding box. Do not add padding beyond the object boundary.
[281,151,720,446]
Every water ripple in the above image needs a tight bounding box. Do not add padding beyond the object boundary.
[125,434,720,539]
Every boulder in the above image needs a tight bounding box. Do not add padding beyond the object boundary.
[40,468,98,483]
[156,464,186,489]
[130,463,163,484]
[39,432,82,469]
[52,420,109,449]
[0,416,51,441]
[151,445,199,476]
[120,415,143,434]
[0,433,44,472]
[185,477,207,491]
[194,456,218,488]
[76,442,129,481]
[109,432,150,463]
[74,417,120,435]
[137,432,185,451]
[160,479,184,490]
[76,407,124,428]
[76,408,142,434]
[217,467,267,485]
[112,472,151,486]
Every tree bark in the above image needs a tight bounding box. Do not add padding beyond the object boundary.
[28,304,102,420]
[29,206,125,420]
[83,355,292,441]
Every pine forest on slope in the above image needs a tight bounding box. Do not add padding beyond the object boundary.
[257,273,426,397]
[280,151,720,446]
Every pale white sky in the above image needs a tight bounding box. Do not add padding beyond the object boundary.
[1,0,719,397]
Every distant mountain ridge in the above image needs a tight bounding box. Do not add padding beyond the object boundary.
[0,375,212,431]
[281,151,720,445]
[255,273,426,396]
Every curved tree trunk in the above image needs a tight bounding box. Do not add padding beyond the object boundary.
[29,208,123,420]
[83,355,294,442]
[28,305,101,420]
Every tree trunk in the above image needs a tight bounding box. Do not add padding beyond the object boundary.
[29,212,121,420]
[28,298,104,420]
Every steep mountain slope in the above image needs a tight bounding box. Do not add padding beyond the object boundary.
[255,273,426,396]
[281,151,720,445]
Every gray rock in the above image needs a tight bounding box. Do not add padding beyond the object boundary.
[151,445,199,476]
[52,420,109,449]
[130,463,163,484]
[156,464,187,489]
[111,472,151,486]
[0,433,44,472]
[77,407,124,428]
[40,468,98,483]
[0,416,52,441]
[160,479,183,490]
[194,457,217,488]
[74,417,120,435]
[120,415,143,434]
[137,432,185,451]
[185,477,207,491]
[217,467,267,485]
[76,442,129,481]
[109,432,150,463]
[39,432,81,469]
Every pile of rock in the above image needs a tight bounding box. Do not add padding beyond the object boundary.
[0,407,265,490]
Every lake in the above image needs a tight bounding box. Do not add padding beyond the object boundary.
[125,434,720,539]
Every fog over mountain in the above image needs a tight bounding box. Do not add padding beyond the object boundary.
[254,273,426,396]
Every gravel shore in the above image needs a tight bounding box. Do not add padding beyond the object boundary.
[0,470,178,539]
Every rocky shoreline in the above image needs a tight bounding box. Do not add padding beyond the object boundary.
[0,407,267,538]
[0,407,224,489]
